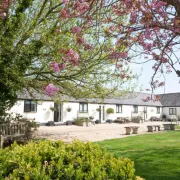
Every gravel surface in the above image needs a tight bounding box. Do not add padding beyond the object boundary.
[36,122,166,142]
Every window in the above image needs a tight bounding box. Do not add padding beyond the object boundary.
[133,105,138,113]
[116,105,122,113]
[79,103,88,113]
[24,100,37,112]
[156,107,160,114]
[169,108,177,115]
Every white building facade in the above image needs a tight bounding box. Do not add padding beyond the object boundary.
[9,91,166,124]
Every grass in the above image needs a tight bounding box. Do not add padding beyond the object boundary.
[175,125,180,130]
[97,131,180,180]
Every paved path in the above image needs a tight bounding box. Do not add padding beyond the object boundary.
[36,122,168,142]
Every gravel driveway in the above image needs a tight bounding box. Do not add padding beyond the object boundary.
[36,122,166,142]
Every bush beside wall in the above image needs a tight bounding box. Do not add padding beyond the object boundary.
[0,140,137,179]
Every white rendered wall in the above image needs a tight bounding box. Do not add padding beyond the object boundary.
[62,102,80,122]
[162,107,180,119]
[9,100,54,123]
[9,100,163,123]
[146,106,162,119]
[62,102,162,121]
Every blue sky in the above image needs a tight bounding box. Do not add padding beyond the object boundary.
[132,60,180,94]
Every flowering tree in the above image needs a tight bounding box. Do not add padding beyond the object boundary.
[0,0,135,115]
[1,0,178,114]
[104,0,180,94]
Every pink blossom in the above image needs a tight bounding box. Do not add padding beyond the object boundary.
[0,12,6,18]
[72,26,82,34]
[76,37,85,44]
[144,29,152,40]
[59,63,66,71]
[109,52,128,59]
[60,9,70,19]
[67,49,74,55]
[56,29,61,34]
[143,43,153,51]
[109,26,116,31]
[158,82,165,87]
[50,62,60,72]
[84,43,92,51]
[75,1,89,14]
[62,0,69,4]
[44,84,59,96]
[130,10,137,23]
[62,49,79,66]
[50,62,66,72]
[142,96,151,102]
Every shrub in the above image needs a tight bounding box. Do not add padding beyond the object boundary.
[0,113,39,141]
[74,117,89,126]
[131,116,143,123]
[162,114,166,119]
[66,107,72,112]
[0,140,137,179]
[106,108,114,114]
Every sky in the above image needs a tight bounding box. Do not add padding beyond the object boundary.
[131,59,180,94]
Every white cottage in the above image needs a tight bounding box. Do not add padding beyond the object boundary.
[9,90,165,125]
[160,93,180,120]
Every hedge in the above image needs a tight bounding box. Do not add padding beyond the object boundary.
[0,140,138,179]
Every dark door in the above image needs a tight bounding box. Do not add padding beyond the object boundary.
[99,105,105,122]
[143,107,147,120]
[54,103,61,122]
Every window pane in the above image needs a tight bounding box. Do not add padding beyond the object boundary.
[116,105,119,113]
[169,108,172,115]
[24,100,31,112]
[120,105,122,112]
[157,107,160,114]
[173,108,176,115]
[133,106,138,113]
[31,102,37,112]
[84,104,88,112]
[79,104,83,112]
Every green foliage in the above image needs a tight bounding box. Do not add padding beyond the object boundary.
[0,140,136,179]
[0,0,136,115]
[0,113,39,140]
[131,116,143,123]
[66,107,72,112]
[74,117,89,126]
[106,108,114,114]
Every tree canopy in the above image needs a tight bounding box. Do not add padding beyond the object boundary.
[0,0,179,114]
[0,0,135,114]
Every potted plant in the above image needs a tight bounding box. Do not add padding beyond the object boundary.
[74,117,89,126]
[89,116,94,120]
[106,108,114,120]
[66,120,72,125]
[66,107,71,112]
[50,107,56,111]
[106,108,114,114]
[96,108,100,112]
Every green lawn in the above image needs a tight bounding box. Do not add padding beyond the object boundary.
[97,131,180,180]
[175,125,180,130]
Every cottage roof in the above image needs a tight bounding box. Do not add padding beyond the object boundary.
[159,93,180,107]
[17,89,52,101]
[17,89,162,106]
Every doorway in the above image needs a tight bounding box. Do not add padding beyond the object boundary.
[99,105,105,122]
[143,107,147,121]
[54,103,61,122]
